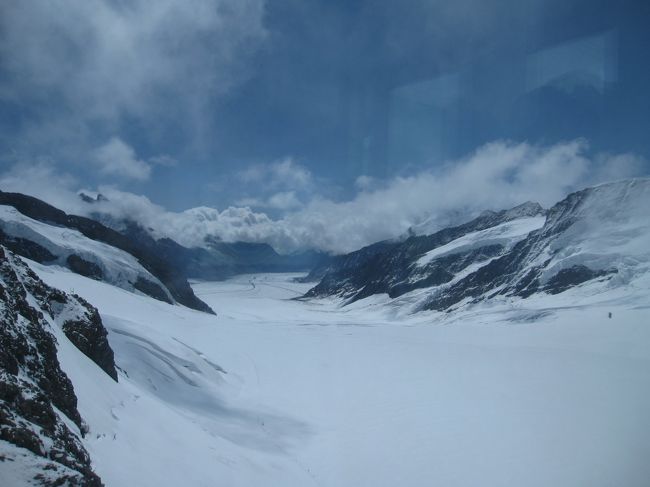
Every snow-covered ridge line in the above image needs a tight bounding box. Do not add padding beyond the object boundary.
[415,216,546,267]
[305,178,650,312]
[0,205,173,303]
[0,190,214,314]
[304,199,547,305]
[423,178,650,310]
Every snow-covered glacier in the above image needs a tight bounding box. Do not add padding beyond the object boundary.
[1,179,649,486]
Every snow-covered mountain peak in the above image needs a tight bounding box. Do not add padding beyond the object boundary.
[544,177,650,230]
[408,200,545,238]
[305,178,650,312]
[502,201,545,220]
[529,177,650,286]
[182,206,222,222]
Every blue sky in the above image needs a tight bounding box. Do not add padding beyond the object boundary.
[0,0,648,252]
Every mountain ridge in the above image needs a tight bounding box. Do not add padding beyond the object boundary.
[303,178,650,312]
[303,200,547,303]
[0,190,214,314]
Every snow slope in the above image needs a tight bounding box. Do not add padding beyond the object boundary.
[415,216,545,266]
[24,261,650,487]
[0,205,173,302]
[532,178,650,284]
[305,201,546,305]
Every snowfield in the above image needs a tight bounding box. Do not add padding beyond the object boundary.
[26,262,650,487]
[415,215,546,267]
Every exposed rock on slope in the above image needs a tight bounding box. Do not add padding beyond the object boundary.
[0,204,174,306]
[0,246,117,485]
[423,178,650,310]
[304,201,546,304]
[305,179,650,312]
[0,191,214,314]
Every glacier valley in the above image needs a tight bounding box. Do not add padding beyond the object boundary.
[4,264,648,486]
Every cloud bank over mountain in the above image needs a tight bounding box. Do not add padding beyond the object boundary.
[1,139,644,254]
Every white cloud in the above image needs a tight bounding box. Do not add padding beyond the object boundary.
[233,157,313,212]
[276,139,602,252]
[236,191,303,211]
[267,191,303,210]
[0,160,82,211]
[0,0,267,164]
[237,157,313,191]
[92,138,152,181]
[149,155,178,167]
[271,158,313,190]
[0,0,266,121]
[1,139,644,255]
[233,197,263,208]
[354,175,376,191]
[90,140,644,254]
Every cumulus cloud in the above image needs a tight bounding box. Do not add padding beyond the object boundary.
[0,0,266,120]
[237,157,313,191]
[93,140,647,254]
[92,138,152,181]
[236,191,303,211]
[0,0,267,166]
[1,139,644,255]
[0,160,82,211]
[233,157,314,211]
[149,155,178,167]
[354,175,377,191]
[267,191,303,210]
[277,139,642,253]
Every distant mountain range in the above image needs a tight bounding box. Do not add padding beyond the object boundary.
[3,179,649,317]
[79,192,329,280]
[303,178,650,312]
[0,191,329,315]
[1,178,649,484]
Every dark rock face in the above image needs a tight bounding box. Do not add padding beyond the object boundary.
[0,227,56,263]
[66,254,104,280]
[304,202,545,304]
[544,265,614,295]
[0,246,106,485]
[0,190,214,314]
[6,254,118,382]
[133,277,173,304]
[304,184,639,311]
[421,187,625,311]
[57,293,118,382]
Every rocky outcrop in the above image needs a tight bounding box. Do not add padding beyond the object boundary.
[66,254,104,280]
[0,227,56,263]
[1,250,118,381]
[133,277,173,304]
[0,246,111,485]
